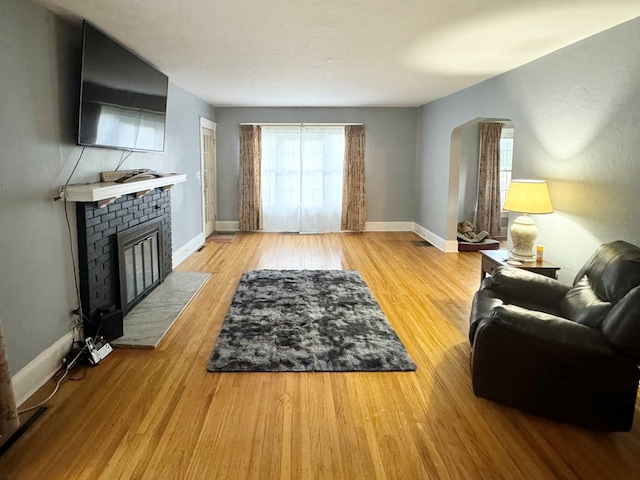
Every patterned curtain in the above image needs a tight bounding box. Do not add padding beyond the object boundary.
[238,125,262,231]
[341,125,366,232]
[0,316,19,436]
[476,122,503,237]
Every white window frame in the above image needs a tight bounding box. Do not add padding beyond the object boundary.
[499,125,514,214]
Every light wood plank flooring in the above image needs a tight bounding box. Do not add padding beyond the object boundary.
[2,232,640,479]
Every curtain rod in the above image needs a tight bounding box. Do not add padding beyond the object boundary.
[239,122,364,126]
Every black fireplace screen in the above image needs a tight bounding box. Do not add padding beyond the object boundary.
[117,219,164,314]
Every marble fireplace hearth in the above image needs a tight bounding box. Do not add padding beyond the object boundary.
[111,270,210,348]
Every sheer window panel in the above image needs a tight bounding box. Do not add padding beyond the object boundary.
[262,126,344,233]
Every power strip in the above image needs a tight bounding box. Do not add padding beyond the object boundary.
[85,337,113,365]
[96,341,113,361]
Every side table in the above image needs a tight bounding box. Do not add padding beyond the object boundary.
[480,249,560,282]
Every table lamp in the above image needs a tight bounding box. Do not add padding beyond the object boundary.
[503,179,554,261]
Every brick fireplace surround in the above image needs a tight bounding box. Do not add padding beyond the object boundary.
[75,189,173,338]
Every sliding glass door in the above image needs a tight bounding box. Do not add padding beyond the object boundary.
[261,126,345,233]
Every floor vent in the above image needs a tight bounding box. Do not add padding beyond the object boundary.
[0,406,47,457]
[412,240,433,247]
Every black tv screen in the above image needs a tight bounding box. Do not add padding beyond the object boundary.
[78,22,168,152]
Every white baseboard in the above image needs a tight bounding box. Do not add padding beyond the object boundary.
[413,223,458,252]
[211,221,427,234]
[365,222,414,232]
[173,232,205,268]
[216,221,239,232]
[205,222,454,254]
[216,221,414,232]
[11,331,74,408]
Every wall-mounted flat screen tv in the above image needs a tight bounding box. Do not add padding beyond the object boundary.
[78,22,169,152]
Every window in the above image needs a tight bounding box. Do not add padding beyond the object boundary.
[261,126,345,233]
[499,126,514,210]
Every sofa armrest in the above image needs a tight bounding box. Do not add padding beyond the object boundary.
[488,267,571,309]
[477,304,614,356]
[469,289,504,343]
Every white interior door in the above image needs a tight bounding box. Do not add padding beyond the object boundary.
[200,118,217,237]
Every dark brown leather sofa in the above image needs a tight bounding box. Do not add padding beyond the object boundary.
[469,241,640,431]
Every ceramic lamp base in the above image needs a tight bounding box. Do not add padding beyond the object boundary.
[509,214,538,262]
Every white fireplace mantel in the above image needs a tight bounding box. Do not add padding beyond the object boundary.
[62,173,187,206]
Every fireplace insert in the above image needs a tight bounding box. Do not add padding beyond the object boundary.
[117,219,164,314]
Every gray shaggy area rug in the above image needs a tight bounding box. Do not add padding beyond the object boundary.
[207,270,416,372]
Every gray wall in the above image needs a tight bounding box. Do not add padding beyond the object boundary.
[457,123,480,223]
[415,17,640,281]
[215,108,417,223]
[0,0,214,374]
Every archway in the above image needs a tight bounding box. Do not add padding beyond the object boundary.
[446,117,513,247]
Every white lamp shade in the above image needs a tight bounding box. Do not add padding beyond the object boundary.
[503,180,554,214]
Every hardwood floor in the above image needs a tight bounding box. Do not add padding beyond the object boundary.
[2,232,640,479]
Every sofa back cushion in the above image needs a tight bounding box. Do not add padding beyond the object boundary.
[601,286,640,365]
[575,241,640,304]
[560,276,612,328]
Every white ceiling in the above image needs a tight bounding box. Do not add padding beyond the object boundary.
[35,0,640,107]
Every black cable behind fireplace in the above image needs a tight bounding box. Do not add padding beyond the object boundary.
[117,219,165,315]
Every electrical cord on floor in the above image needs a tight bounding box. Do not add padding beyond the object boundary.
[17,370,68,415]
[68,365,87,381]
[16,347,87,415]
